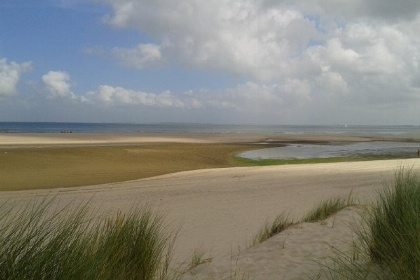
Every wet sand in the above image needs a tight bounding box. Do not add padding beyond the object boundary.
[0,132,386,192]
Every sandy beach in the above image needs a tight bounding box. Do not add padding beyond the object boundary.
[1,133,420,278]
[0,131,399,146]
[0,132,392,191]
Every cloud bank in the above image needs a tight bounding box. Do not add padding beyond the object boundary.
[2,0,420,124]
[97,0,420,110]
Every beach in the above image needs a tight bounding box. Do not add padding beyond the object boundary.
[0,132,388,191]
[1,132,420,278]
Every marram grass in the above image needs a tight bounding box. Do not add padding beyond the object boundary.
[0,199,179,280]
[250,194,355,247]
[250,214,294,247]
[302,194,354,223]
[361,170,420,279]
[319,169,420,280]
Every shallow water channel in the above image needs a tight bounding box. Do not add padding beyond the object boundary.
[239,141,420,160]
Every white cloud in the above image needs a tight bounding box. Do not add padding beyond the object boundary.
[86,85,202,109]
[112,44,163,69]
[100,0,320,81]
[50,79,313,114]
[0,58,32,97]
[42,71,76,99]
[97,0,420,106]
[263,0,420,22]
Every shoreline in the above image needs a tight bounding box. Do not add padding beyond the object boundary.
[2,132,420,192]
[1,131,418,147]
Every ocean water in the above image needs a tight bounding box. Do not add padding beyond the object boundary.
[1,122,420,137]
[2,122,420,159]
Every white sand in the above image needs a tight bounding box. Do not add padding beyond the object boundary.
[0,133,212,145]
[183,206,363,280]
[2,158,420,278]
[0,132,390,146]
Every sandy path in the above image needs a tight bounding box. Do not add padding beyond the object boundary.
[2,158,419,267]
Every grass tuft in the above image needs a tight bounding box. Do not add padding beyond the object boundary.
[251,213,294,247]
[319,169,420,280]
[359,169,420,279]
[0,199,178,280]
[185,248,213,273]
[302,194,354,223]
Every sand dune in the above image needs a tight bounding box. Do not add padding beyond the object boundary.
[2,158,419,271]
[183,206,362,280]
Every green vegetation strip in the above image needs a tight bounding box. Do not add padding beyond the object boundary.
[234,155,410,166]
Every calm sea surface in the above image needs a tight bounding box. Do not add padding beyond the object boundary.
[1,122,420,137]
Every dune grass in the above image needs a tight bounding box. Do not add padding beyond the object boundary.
[302,194,355,223]
[250,214,294,247]
[359,170,420,279]
[251,194,355,247]
[320,170,420,280]
[0,199,178,280]
[185,248,213,273]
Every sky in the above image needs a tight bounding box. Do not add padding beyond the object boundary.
[1,0,420,125]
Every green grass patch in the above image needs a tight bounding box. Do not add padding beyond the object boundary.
[0,199,178,280]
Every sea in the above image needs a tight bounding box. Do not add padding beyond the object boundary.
[2,122,420,159]
[1,122,420,137]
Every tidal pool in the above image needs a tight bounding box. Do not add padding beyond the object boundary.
[239,141,420,160]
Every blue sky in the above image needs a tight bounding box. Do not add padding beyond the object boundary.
[1,0,420,124]
[1,1,240,93]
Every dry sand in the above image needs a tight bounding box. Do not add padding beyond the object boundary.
[0,131,398,147]
[2,158,420,279]
[0,133,212,146]
[183,206,364,280]
[2,133,420,279]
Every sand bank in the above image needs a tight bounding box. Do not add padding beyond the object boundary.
[0,133,213,146]
[0,131,407,147]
